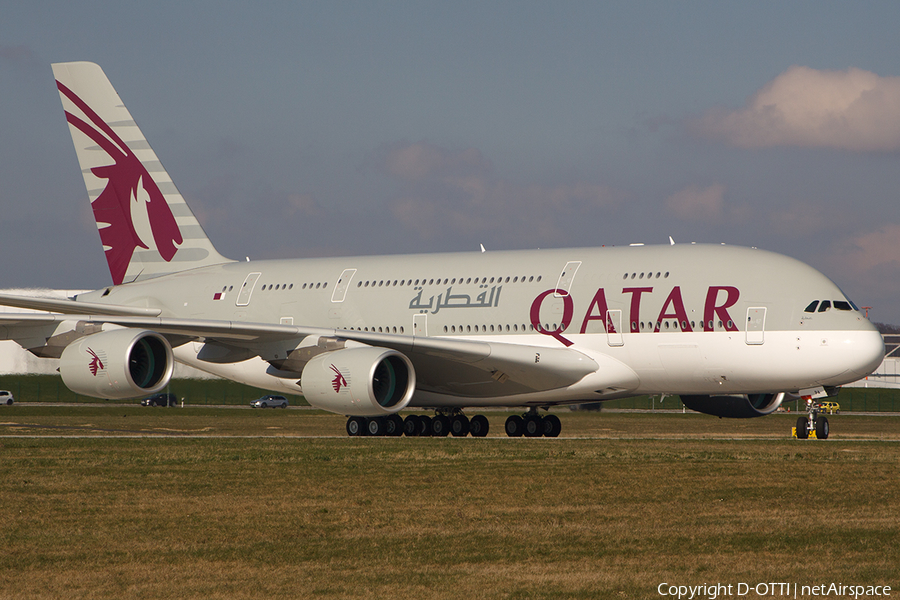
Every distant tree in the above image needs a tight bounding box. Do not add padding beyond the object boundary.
[874,322,900,334]
[569,402,603,411]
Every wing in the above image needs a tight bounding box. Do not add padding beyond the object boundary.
[0,292,160,316]
[0,298,599,398]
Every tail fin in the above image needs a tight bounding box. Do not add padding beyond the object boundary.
[51,62,232,285]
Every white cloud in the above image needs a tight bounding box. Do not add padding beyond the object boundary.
[665,184,725,222]
[834,224,900,273]
[821,224,900,308]
[691,66,900,151]
[373,141,620,243]
[378,141,492,182]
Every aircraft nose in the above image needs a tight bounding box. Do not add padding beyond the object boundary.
[845,322,885,380]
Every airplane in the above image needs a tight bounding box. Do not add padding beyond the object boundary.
[0,62,884,439]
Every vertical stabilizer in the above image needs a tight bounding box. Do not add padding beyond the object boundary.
[51,62,232,285]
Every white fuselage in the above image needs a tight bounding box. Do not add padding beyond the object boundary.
[76,243,884,408]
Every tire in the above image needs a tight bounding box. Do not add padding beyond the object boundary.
[543,414,562,438]
[403,415,420,436]
[450,415,470,437]
[418,416,432,437]
[505,415,523,437]
[367,417,385,436]
[431,415,450,437]
[795,416,809,439]
[386,414,404,436]
[524,415,542,437]
[815,416,829,440]
[346,416,366,436]
[280,403,287,409]
[261,403,268,409]
[469,415,489,437]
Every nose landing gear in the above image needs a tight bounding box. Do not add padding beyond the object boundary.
[793,397,829,439]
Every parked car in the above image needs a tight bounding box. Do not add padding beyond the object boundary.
[815,401,840,415]
[251,395,288,409]
[141,393,178,407]
[0,390,13,405]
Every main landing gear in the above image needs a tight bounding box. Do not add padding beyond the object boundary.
[345,409,563,438]
[346,411,490,438]
[794,398,829,440]
[504,409,561,438]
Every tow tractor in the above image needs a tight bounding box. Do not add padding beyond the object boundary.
[792,394,830,440]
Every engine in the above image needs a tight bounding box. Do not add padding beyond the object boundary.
[300,347,415,416]
[680,393,785,419]
[59,329,174,399]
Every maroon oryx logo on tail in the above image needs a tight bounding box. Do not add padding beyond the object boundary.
[330,364,347,393]
[56,81,183,285]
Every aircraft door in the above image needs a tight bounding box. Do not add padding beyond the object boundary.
[555,261,582,297]
[413,314,427,337]
[746,307,766,345]
[236,272,261,306]
[606,309,624,346]
[331,268,357,303]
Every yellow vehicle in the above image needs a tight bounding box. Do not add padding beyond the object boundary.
[815,401,840,415]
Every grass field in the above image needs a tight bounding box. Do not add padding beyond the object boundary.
[1,408,898,599]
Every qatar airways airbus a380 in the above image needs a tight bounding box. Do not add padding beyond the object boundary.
[0,62,883,438]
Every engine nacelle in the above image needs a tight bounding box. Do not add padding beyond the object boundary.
[59,329,174,399]
[300,347,415,416]
[680,393,785,419]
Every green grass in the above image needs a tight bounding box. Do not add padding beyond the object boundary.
[1,409,898,598]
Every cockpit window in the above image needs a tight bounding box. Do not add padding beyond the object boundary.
[804,301,819,313]
[838,288,860,312]
[818,300,832,312]
[834,301,852,311]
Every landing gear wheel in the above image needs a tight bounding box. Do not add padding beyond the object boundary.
[795,416,809,439]
[505,415,523,437]
[403,415,420,436]
[815,416,829,439]
[524,414,543,437]
[386,414,404,436]
[469,415,489,437]
[543,414,562,438]
[418,415,433,437]
[367,417,386,436]
[450,415,470,437]
[431,415,450,437]
[346,416,367,437]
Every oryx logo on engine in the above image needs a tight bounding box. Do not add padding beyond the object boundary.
[330,364,348,393]
[87,348,106,376]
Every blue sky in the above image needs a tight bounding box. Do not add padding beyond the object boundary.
[2,2,900,321]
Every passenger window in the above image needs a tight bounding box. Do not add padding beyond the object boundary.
[804,301,818,313]
[818,301,832,312]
